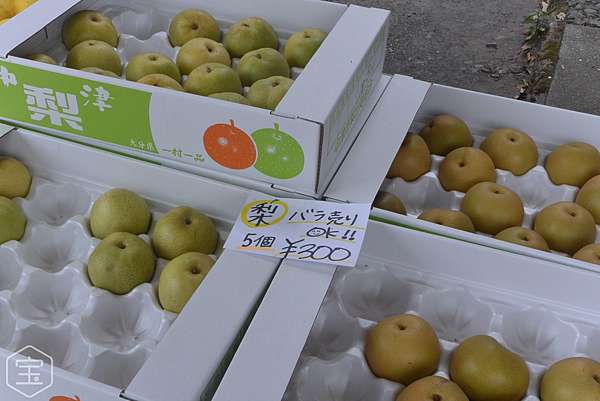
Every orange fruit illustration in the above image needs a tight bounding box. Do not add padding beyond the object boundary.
[203,120,256,170]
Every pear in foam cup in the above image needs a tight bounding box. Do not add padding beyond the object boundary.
[237,47,290,87]
[89,188,151,239]
[176,38,231,76]
[168,9,221,47]
[284,28,327,68]
[126,52,181,83]
[223,17,279,58]
[152,206,219,260]
[138,74,183,91]
[0,196,27,245]
[247,76,293,111]
[159,252,215,313]
[62,10,119,50]
[66,40,122,75]
[184,63,242,96]
[0,157,32,199]
[87,232,156,295]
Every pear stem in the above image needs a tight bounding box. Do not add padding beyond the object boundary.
[274,123,280,131]
[230,119,235,127]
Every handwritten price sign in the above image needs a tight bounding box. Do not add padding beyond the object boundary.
[224,193,371,267]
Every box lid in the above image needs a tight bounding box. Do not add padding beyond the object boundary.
[0,0,80,58]
[324,75,431,203]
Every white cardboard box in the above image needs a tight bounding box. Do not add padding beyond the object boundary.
[0,0,389,196]
[0,125,281,401]
[213,219,600,401]
[367,81,600,272]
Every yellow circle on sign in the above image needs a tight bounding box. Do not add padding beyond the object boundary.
[242,199,288,228]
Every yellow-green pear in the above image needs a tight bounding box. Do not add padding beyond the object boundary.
[26,53,57,65]
[284,28,327,68]
[247,76,293,110]
[152,206,218,260]
[90,188,151,239]
[184,63,242,96]
[176,38,231,76]
[66,40,122,75]
[168,9,221,47]
[223,17,279,58]
[81,67,120,78]
[238,48,290,87]
[158,252,215,313]
[138,74,183,91]
[87,232,156,295]
[208,92,250,105]
[62,10,119,50]
[0,157,31,199]
[125,53,180,83]
[0,196,26,245]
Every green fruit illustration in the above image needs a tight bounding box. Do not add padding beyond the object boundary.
[252,123,304,179]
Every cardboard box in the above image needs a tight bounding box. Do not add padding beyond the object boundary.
[366,81,600,272]
[213,219,600,401]
[0,125,281,401]
[0,0,389,196]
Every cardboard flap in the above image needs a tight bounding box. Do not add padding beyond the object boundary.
[0,0,81,57]
[276,5,390,123]
[212,259,336,401]
[325,75,431,203]
[125,250,279,401]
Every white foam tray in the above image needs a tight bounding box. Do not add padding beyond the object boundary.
[371,82,600,272]
[214,220,600,401]
[0,126,281,401]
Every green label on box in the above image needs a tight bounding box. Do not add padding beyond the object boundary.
[0,60,157,153]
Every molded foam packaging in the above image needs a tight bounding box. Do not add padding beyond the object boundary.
[0,125,280,401]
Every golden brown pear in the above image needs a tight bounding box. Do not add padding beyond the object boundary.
[420,115,473,156]
[438,147,496,193]
[540,357,600,401]
[534,202,596,255]
[545,142,600,187]
[374,191,406,215]
[365,314,441,385]
[461,182,524,235]
[480,128,538,175]
[495,226,550,251]
[576,175,600,223]
[418,209,475,232]
[450,335,529,401]
[388,133,432,181]
[396,376,469,401]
